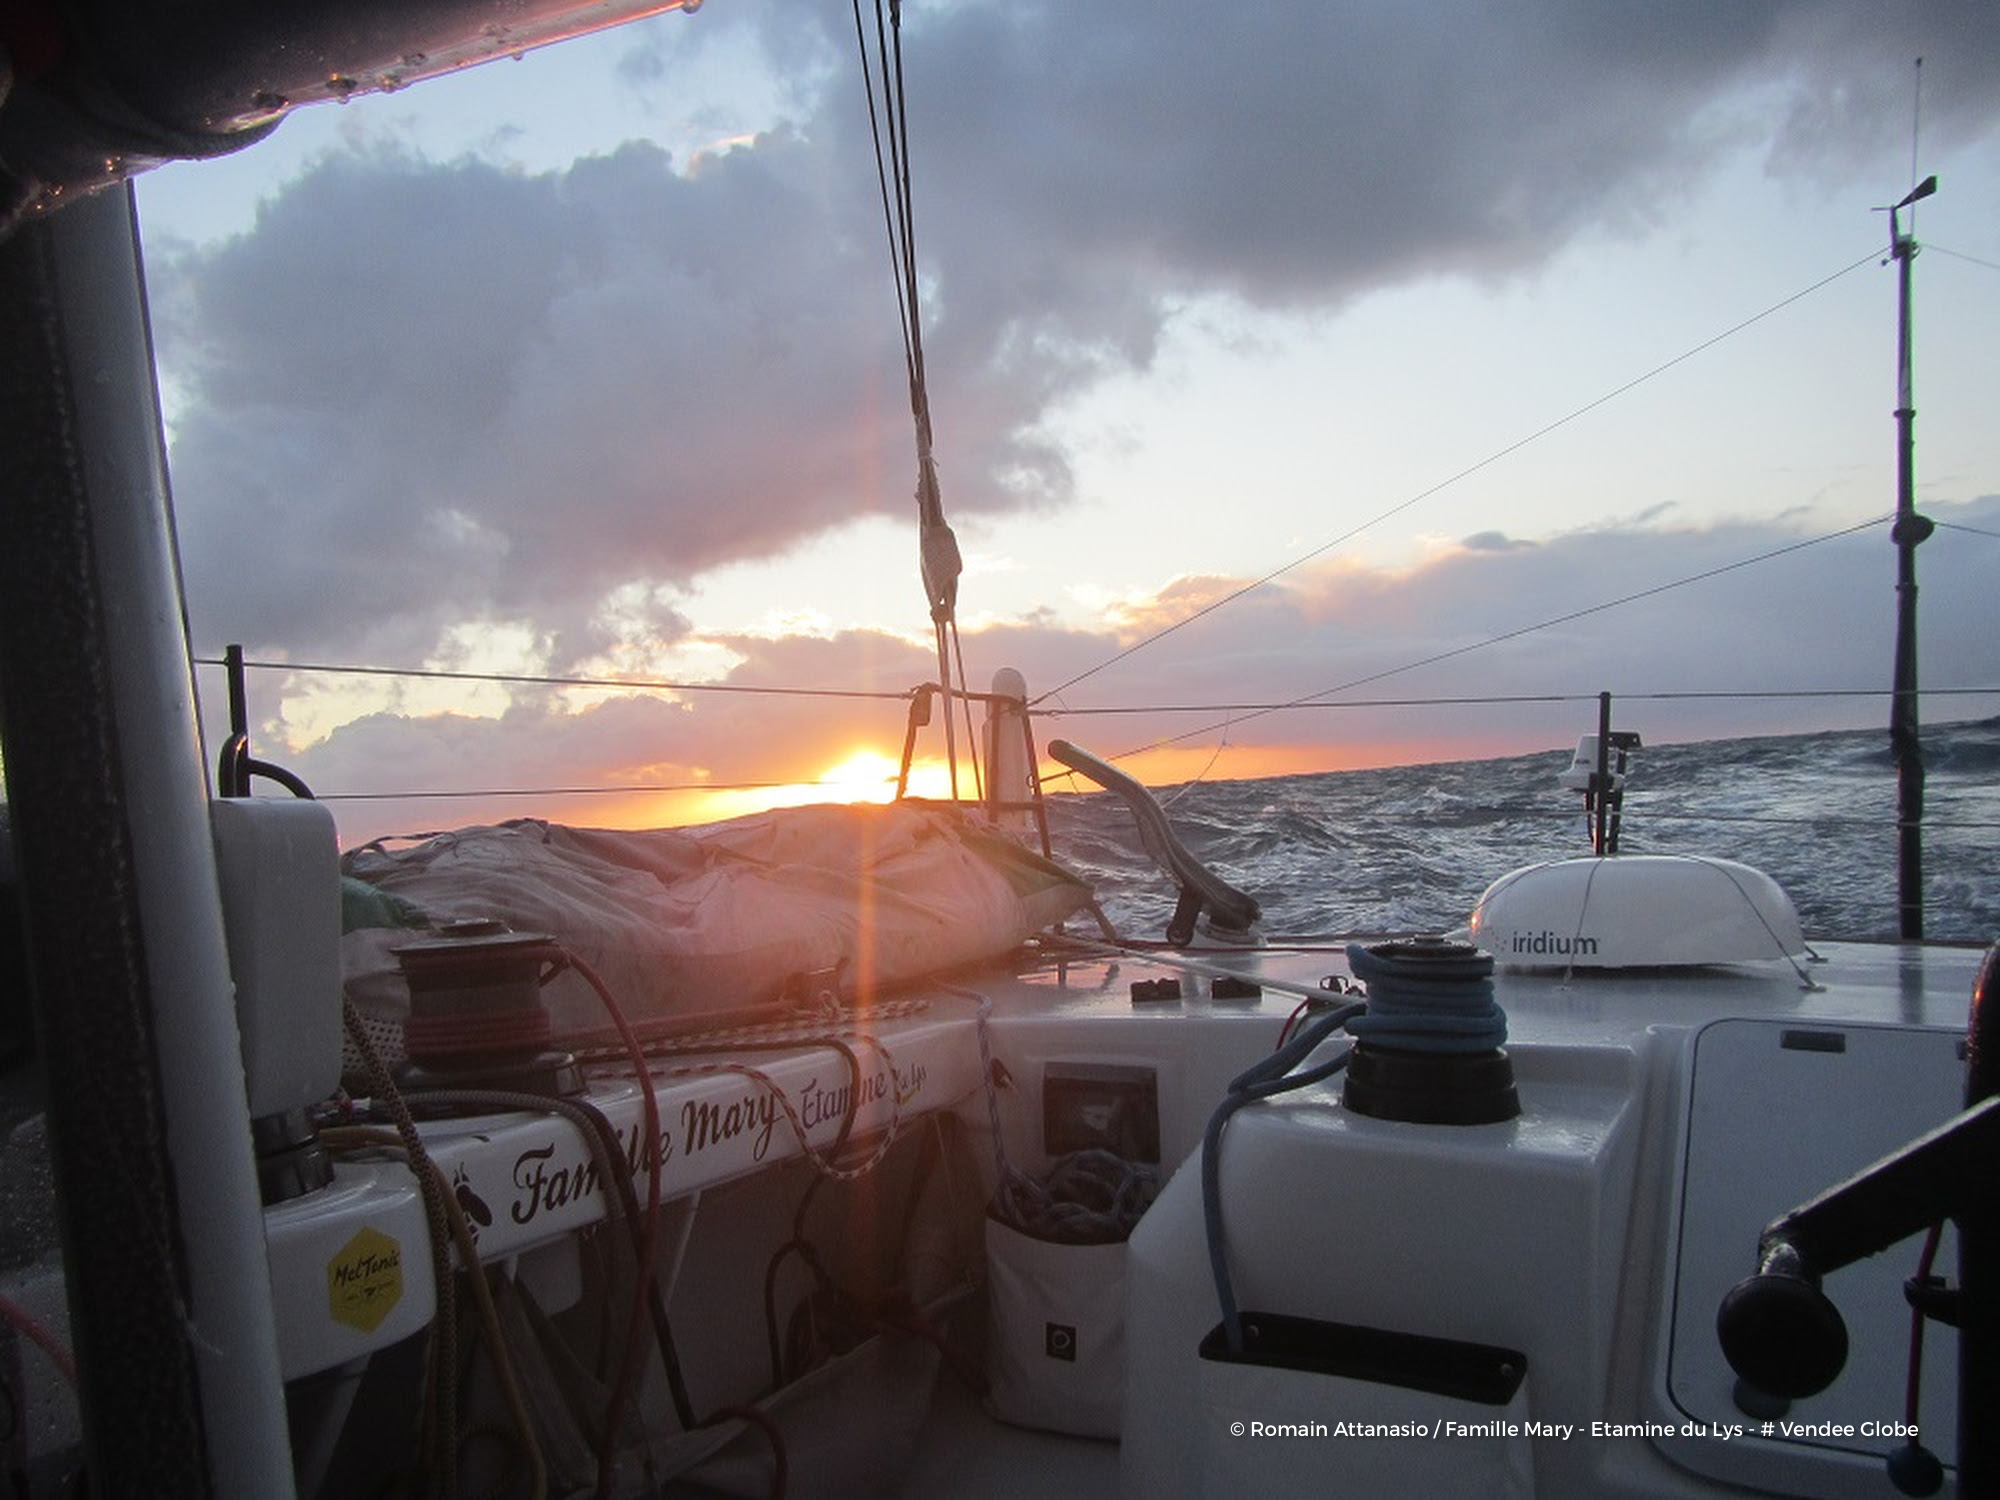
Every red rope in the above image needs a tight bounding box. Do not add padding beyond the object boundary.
[402,1005,553,1061]
[0,1290,75,1384]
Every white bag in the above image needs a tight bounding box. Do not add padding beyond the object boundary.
[983,1215,1127,1438]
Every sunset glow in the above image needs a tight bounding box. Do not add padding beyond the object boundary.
[136,6,1999,859]
[623,747,969,829]
[814,749,903,803]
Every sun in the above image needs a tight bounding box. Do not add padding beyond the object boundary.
[665,748,965,825]
[814,749,904,804]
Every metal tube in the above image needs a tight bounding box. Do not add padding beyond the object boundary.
[1593,690,1613,857]
[7,185,297,1497]
[1889,202,1929,940]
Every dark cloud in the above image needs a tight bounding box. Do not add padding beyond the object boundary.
[869,0,1999,317]
[1460,531,1533,553]
[149,0,2000,727]
[155,112,1098,665]
[159,138,922,664]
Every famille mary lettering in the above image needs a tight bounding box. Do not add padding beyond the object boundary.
[506,1061,929,1226]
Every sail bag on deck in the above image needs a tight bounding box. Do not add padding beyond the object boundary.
[340,800,1093,1055]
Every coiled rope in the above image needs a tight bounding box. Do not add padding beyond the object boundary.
[1342,941,1506,1054]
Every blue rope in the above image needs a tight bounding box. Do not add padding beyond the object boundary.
[1342,941,1507,1054]
[1201,946,1509,1352]
[1201,1003,1366,1352]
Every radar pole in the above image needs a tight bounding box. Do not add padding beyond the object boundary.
[1886,171,1936,940]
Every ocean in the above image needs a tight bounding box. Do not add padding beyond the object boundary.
[1044,716,2000,946]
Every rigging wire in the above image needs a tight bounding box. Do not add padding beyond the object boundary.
[1101,514,1892,762]
[1037,684,2000,720]
[194,654,916,703]
[310,778,864,805]
[851,0,978,800]
[850,0,915,395]
[1927,243,2000,275]
[194,651,1992,808]
[1033,248,1884,707]
[1934,519,2000,542]
[1157,722,1231,809]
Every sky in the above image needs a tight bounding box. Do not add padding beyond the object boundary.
[131,0,2000,848]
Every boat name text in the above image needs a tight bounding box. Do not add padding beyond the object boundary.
[503,1059,926,1227]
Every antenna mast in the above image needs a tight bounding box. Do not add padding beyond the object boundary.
[1886,83,1937,940]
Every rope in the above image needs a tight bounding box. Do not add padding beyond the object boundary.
[651,1046,909,1186]
[342,1000,460,1500]
[0,1291,75,1386]
[1342,942,1506,1054]
[988,1149,1158,1246]
[546,949,665,1500]
[321,1126,549,1500]
[403,1005,553,1062]
[1035,683,2000,720]
[944,981,1158,1245]
[329,975,940,1496]
[1927,243,2000,275]
[1201,1004,1367,1351]
[395,1086,700,1437]
[762,1040,869,1389]
[849,0,976,806]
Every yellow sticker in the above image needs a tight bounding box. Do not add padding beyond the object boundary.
[327,1226,403,1334]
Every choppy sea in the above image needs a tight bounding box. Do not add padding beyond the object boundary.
[1044,717,2000,946]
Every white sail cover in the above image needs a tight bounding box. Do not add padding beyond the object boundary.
[341,800,1094,1046]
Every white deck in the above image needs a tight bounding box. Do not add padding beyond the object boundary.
[9,934,1984,1497]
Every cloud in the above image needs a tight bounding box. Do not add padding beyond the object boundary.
[158,138,918,667]
[249,624,945,841]
[155,0,2000,675]
[1011,494,2000,758]
[867,0,1999,313]
[1459,531,1533,554]
[145,0,2000,839]
[263,494,2000,849]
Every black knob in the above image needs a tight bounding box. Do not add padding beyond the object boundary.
[1886,1440,1944,1497]
[1716,1269,1849,1398]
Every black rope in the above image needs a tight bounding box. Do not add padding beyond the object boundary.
[850,0,915,390]
[851,0,932,451]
